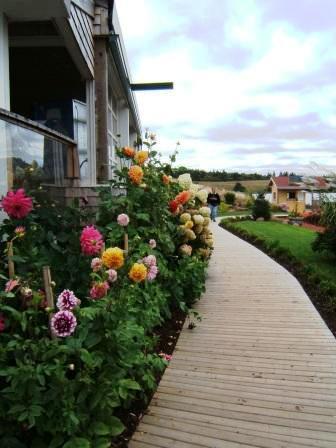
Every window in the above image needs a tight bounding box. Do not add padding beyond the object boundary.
[273,192,276,200]
[288,191,296,200]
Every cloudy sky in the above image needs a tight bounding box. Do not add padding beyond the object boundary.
[116,0,336,174]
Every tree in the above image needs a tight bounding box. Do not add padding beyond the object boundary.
[224,192,235,205]
[233,182,246,192]
[252,194,271,221]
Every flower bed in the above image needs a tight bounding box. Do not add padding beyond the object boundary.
[0,139,211,447]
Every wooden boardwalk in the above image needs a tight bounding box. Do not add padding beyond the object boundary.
[129,225,336,448]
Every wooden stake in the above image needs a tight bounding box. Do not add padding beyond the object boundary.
[43,266,54,309]
[124,233,129,255]
[7,242,15,279]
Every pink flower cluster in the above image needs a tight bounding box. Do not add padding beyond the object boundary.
[51,310,77,338]
[149,239,156,249]
[117,213,130,227]
[91,257,103,272]
[106,269,118,283]
[56,289,80,311]
[5,279,19,293]
[141,255,159,281]
[1,189,33,219]
[80,225,104,256]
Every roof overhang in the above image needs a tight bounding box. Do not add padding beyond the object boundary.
[1,0,70,21]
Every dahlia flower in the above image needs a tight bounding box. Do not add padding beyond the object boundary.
[117,213,130,226]
[180,213,191,224]
[159,352,172,362]
[149,239,157,249]
[80,226,104,256]
[162,174,170,185]
[203,217,211,226]
[1,189,33,219]
[196,190,208,204]
[134,150,149,165]
[193,214,205,225]
[199,206,211,217]
[175,191,191,205]
[184,220,194,229]
[51,310,77,337]
[128,165,144,184]
[194,224,203,234]
[90,281,110,300]
[179,244,192,256]
[128,263,147,283]
[91,257,103,272]
[147,265,159,281]
[102,247,124,269]
[56,289,80,311]
[143,255,157,268]
[14,226,26,238]
[169,199,180,214]
[123,146,136,158]
[106,269,118,283]
[177,173,192,190]
[5,279,19,292]
[184,229,196,241]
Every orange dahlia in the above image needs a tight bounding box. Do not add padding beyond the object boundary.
[175,191,191,205]
[123,146,136,158]
[128,165,144,184]
[134,150,149,165]
[128,263,147,283]
[101,247,124,270]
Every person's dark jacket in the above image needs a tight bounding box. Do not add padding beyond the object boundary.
[207,193,220,206]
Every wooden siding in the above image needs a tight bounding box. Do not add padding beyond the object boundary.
[130,224,336,448]
[69,2,94,76]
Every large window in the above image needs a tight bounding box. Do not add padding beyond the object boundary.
[288,191,296,200]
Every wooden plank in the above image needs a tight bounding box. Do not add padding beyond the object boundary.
[130,225,336,447]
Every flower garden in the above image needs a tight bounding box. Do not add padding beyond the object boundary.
[0,138,213,447]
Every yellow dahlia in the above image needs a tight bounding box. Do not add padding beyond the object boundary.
[102,247,124,269]
[180,213,191,224]
[184,220,194,229]
[128,165,144,184]
[134,150,149,165]
[129,263,147,283]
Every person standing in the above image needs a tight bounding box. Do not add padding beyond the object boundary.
[207,189,221,221]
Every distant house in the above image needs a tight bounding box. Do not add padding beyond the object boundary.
[0,0,141,208]
[269,175,333,213]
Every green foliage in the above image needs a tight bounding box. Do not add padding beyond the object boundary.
[0,140,209,445]
[224,192,235,205]
[252,195,271,221]
[312,200,336,257]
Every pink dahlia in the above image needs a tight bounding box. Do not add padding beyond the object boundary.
[0,314,5,332]
[149,239,156,249]
[143,255,157,268]
[51,310,77,337]
[106,269,118,283]
[56,289,80,311]
[80,226,104,256]
[14,226,26,238]
[91,257,103,272]
[117,213,130,227]
[1,189,33,219]
[147,265,159,281]
[159,352,172,362]
[5,279,20,293]
[90,281,109,300]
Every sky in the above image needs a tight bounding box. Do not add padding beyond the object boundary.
[116,0,336,174]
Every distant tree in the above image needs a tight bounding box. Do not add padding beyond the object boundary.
[233,182,247,192]
[252,194,271,221]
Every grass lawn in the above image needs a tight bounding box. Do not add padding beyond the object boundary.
[194,180,268,193]
[232,221,336,283]
[219,209,251,217]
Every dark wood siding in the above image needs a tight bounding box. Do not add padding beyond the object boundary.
[69,2,94,76]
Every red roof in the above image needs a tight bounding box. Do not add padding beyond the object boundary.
[315,177,328,188]
[272,176,290,187]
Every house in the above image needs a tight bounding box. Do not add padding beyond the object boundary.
[0,0,144,209]
[269,175,333,213]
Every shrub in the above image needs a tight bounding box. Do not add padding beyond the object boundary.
[252,195,271,221]
[218,202,230,215]
[312,200,336,257]
[303,210,321,225]
[224,192,235,205]
[233,182,246,192]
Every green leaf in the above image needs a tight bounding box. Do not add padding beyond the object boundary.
[92,422,110,436]
[93,439,111,448]
[49,435,64,448]
[110,416,125,436]
[119,379,141,391]
[63,438,91,448]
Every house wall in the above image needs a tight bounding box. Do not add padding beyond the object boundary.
[277,190,288,205]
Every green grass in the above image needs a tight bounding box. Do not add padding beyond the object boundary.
[219,209,251,217]
[194,180,268,193]
[231,221,336,282]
